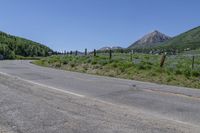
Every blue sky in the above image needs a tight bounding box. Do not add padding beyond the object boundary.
[0,0,200,51]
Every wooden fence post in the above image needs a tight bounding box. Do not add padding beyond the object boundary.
[94,49,96,57]
[192,56,195,70]
[109,49,112,60]
[121,49,124,53]
[75,50,78,56]
[85,48,87,56]
[130,50,133,61]
[160,54,166,68]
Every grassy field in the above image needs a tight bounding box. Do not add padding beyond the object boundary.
[34,52,200,89]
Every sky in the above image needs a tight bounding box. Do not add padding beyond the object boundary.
[0,0,200,52]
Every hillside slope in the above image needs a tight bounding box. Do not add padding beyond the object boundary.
[157,26,200,50]
[0,31,53,59]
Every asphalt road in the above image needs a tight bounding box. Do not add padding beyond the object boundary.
[0,60,200,133]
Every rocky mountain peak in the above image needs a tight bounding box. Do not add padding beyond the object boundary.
[128,30,171,48]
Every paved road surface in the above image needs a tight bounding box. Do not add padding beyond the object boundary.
[0,60,200,133]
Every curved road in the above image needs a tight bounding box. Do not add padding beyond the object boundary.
[0,60,200,133]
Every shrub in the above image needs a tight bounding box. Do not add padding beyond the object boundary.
[175,69,182,75]
[137,64,146,70]
[99,60,109,66]
[55,62,61,68]
[87,58,92,63]
[93,65,101,69]
[166,77,172,82]
[192,70,200,77]
[148,71,157,76]
[111,63,118,68]
[70,63,75,68]
[183,69,191,77]
[83,65,88,71]
[62,60,68,65]
[144,55,150,60]
[119,66,126,73]
[92,60,97,65]
[137,63,152,70]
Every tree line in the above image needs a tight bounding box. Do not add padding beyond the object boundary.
[0,31,53,59]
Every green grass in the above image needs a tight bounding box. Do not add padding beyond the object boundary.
[34,53,200,89]
[15,55,42,60]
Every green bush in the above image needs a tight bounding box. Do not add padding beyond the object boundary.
[192,70,200,77]
[99,60,109,66]
[111,63,118,68]
[175,69,182,75]
[92,60,97,65]
[137,64,146,70]
[70,63,75,68]
[87,58,92,63]
[183,69,191,77]
[55,63,61,68]
[61,59,68,65]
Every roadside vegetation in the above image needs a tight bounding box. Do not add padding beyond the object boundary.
[34,52,200,89]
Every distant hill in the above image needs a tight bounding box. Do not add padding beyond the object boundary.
[157,26,200,50]
[128,30,171,48]
[99,47,111,51]
[112,46,123,50]
[70,51,84,56]
[99,46,123,51]
[0,31,53,59]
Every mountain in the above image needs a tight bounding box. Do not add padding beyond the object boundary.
[112,46,123,50]
[157,26,200,50]
[0,31,53,59]
[99,47,111,51]
[71,51,84,56]
[128,30,171,48]
[99,46,123,51]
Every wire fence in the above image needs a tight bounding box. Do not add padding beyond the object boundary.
[58,49,200,72]
[165,54,200,71]
[98,52,199,71]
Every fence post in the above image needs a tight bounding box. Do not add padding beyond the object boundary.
[85,48,87,56]
[109,49,112,60]
[121,49,124,53]
[130,50,133,61]
[94,49,96,57]
[160,54,166,68]
[70,51,72,55]
[192,56,195,70]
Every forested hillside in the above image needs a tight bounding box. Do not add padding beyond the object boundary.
[157,26,200,51]
[0,31,53,59]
